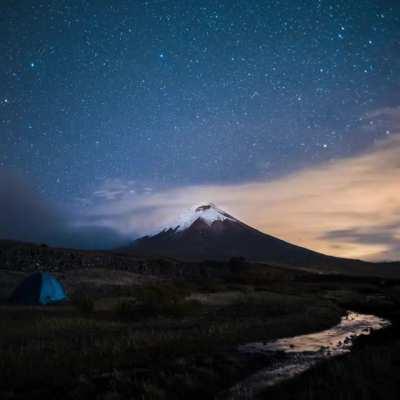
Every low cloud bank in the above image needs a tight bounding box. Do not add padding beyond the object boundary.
[3,108,400,260]
[0,170,128,249]
[83,132,400,261]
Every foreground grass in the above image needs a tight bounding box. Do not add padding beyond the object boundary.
[0,281,342,399]
[1,265,398,399]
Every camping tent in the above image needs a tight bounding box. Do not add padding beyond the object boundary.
[10,272,67,305]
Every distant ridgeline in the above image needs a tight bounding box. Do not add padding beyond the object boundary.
[0,239,240,278]
[1,239,400,280]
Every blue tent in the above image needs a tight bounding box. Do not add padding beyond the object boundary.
[11,272,67,305]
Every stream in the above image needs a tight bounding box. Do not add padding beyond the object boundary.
[227,311,391,399]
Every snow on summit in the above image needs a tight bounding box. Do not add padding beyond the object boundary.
[168,203,237,231]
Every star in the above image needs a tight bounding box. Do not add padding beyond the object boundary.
[0,0,398,222]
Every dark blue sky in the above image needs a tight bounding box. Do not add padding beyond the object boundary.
[1,1,400,251]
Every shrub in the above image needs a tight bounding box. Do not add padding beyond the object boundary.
[114,286,201,320]
[113,299,139,319]
[73,295,95,314]
[228,256,248,274]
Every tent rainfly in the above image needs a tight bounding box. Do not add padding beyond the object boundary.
[10,272,67,305]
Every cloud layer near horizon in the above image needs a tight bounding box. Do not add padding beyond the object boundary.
[2,107,400,260]
[83,130,400,261]
[0,170,127,249]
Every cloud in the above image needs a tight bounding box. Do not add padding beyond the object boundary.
[0,170,63,243]
[3,107,400,261]
[92,178,139,201]
[83,132,400,261]
[0,170,127,249]
[321,224,400,260]
[364,105,400,122]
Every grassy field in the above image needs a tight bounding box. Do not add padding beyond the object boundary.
[0,265,399,399]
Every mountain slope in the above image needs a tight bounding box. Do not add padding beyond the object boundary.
[127,204,369,270]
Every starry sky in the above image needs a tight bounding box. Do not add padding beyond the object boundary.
[1,1,400,259]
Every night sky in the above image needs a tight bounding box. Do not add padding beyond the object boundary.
[1,1,400,259]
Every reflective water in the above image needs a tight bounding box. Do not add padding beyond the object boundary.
[228,312,390,399]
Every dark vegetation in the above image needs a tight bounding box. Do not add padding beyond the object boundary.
[0,240,399,399]
[1,238,400,278]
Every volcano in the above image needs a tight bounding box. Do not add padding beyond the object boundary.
[127,204,361,269]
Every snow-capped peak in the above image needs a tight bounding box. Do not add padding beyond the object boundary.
[170,203,237,232]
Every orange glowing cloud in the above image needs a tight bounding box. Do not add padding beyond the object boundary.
[86,110,400,261]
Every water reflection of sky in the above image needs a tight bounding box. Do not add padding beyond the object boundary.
[230,312,390,398]
[240,311,390,355]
